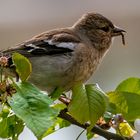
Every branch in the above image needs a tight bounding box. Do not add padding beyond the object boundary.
[58,109,134,140]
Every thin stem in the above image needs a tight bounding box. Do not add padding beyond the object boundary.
[76,129,85,140]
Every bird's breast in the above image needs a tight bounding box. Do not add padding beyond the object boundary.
[70,46,101,83]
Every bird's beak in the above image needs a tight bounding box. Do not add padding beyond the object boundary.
[112,26,126,37]
[112,26,126,45]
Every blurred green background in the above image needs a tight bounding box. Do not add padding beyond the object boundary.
[0,0,140,140]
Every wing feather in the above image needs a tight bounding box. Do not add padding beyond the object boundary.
[8,31,80,56]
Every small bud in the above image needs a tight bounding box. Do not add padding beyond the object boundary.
[0,56,8,67]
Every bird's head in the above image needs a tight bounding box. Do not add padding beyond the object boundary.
[74,12,126,49]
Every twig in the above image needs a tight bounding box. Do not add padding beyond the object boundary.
[58,109,134,140]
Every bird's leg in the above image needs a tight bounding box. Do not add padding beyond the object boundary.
[59,94,71,106]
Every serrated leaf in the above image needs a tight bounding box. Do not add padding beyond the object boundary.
[108,77,140,121]
[108,91,140,121]
[12,53,32,81]
[116,77,140,94]
[68,83,108,129]
[9,82,59,139]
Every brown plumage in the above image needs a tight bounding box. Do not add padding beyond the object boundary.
[1,12,125,93]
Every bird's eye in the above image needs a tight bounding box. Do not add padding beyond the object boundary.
[100,26,109,32]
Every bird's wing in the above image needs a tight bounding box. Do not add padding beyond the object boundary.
[3,30,81,57]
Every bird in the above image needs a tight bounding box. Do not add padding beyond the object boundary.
[0,12,126,94]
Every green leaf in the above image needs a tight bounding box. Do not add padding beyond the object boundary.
[0,117,10,138]
[9,82,59,139]
[0,114,24,139]
[108,77,140,121]
[108,91,140,121]
[103,112,113,122]
[68,83,108,129]
[116,77,140,94]
[43,118,71,137]
[117,122,136,137]
[12,53,32,81]
[0,105,10,118]
[86,131,94,140]
[50,87,64,100]
[52,103,67,110]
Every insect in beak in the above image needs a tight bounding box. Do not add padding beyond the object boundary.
[112,26,126,45]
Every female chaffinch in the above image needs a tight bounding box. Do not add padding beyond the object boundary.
[1,13,125,93]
